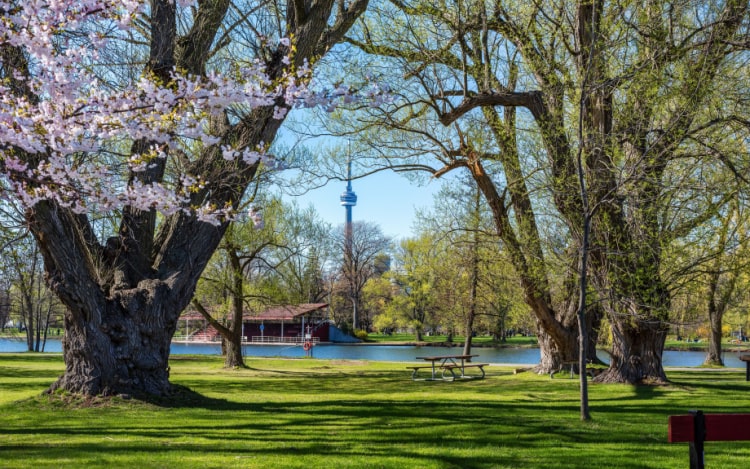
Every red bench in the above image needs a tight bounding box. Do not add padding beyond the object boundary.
[668,410,750,469]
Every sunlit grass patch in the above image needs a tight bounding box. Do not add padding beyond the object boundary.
[1,353,749,468]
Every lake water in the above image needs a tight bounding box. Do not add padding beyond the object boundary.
[0,338,745,368]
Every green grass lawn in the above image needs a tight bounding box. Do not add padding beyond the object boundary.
[1,353,750,468]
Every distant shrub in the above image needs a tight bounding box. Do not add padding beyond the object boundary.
[354,329,369,341]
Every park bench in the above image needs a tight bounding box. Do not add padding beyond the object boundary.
[668,410,750,469]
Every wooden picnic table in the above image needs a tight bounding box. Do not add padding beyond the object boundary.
[407,354,488,381]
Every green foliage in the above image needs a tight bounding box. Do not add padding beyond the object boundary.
[195,195,334,315]
[384,235,439,337]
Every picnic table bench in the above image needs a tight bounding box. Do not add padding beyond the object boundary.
[407,354,488,381]
[668,410,750,469]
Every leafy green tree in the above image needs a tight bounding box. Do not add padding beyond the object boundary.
[387,236,439,341]
[258,203,334,305]
[362,275,397,332]
[193,197,287,368]
[703,227,748,365]
[194,196,332,367]
[415,179,508,353]
[334,0,749,383]
[666,195,750,365]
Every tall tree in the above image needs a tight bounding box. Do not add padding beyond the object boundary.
[416,178,505,354]
[701,200,749,366]
[332,0,590,374]
[362,275,397,332]
[262,203,334,305]
[0,0,370,396]
[339,0,749,382]
[333,220,391,331]
[192,197,283,368]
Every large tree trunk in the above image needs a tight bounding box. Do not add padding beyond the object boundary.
[537,304,603,374]
[223,337,244,369]
[29,195,221,397]
[47,281,181,396]
[589,230,671,383]
[537,329,573,372]
[536,326,579,374]
[597,314,668,384]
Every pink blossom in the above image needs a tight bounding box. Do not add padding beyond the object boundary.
[0,1,376,226]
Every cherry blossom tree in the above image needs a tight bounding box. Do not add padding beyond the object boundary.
[0,0,370,397]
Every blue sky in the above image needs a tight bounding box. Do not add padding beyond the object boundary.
[273,110,450,240]
[284,169,443,240]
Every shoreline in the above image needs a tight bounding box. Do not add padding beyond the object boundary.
[358,340,750,353]
[2,334,749,354]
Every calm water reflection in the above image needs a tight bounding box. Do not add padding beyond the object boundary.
[1,338,745,367]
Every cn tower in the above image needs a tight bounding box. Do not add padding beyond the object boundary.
[340,160,357,329]
[340,160,357,232]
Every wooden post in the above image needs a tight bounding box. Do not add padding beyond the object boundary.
[688,410,705,469]
[739,354,750,381]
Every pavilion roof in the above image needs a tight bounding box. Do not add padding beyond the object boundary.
[179,311,214,321]
[249,303,328,321]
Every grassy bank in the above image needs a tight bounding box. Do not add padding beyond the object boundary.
[1,353,750,468]
[365,332,750,353]
[365,333,539,347]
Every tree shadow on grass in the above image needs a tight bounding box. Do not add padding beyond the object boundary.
[0,366,62,379]
[139,383,256,410]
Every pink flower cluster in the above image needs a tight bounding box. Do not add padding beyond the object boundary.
[0,2,282,222]
[0,1,387,225]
